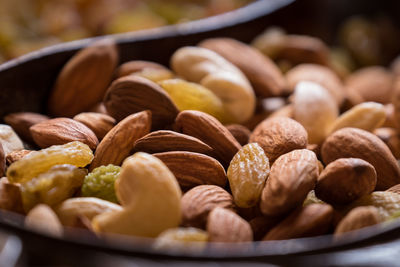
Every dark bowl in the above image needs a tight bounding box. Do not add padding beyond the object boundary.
[1,0,400,265]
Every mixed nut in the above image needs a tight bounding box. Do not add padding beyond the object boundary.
[2,25,400,251]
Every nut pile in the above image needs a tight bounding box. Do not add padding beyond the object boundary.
[3,27,400,250]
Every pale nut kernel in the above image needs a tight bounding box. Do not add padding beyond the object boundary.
[293,81,339,144]
[334,206,382,237]
[92,152,182,237]
[153,227,208,251]
[329,102,386,134]
[207,207,253,243]
[250,116,308,163]
[263,204,333,240]
[171,46,256,123]
[25,204,63,237]
[315,158,377,205]
[0,124,24,156]
[227,143,270,208]
[260,149,319,217]
[286,64,345,105]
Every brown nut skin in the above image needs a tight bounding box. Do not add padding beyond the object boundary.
[181,185,234,229]
[226,124,251,146]
[315,158,377,205]
[334,206,381,237]
[387,184,400,194]
[263,203,333,241]
[175,110,241,167]
[30,118,99,150]
[114,60,166,78]
[373,127,400,159]
[48,39,118,117]
[153,151,227,189]
[260,149,319,217]
[250,117,308,163]
[4,112,50,143]
[286,64,345,105]
[199,38,286,97]
[346,66,394,104]
[207,207,253,243]
[6,150,32,165]
[104,75,179,130]
[73,112,115,140]
[0,144,5,177]
[321,127,400,190]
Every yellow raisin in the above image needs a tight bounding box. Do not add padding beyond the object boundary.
[158,79,229,123]
[7,141,93,183]
[153,227,208,251]
[227,143,270,208]
[21,164,87,212]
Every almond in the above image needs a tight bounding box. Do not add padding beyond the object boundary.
[6,149,32,165]
[30,118,99,150]
[89,102,108,114]
[286,64,345,105]
[73,112,115,140]
[387,184,400,194]
[250,117,308,163]
[181,185,234,228]
[104,75,179,129]
[114,60,166,78]
[334,206,381,237]
[207,207,253,242]
[89,110,151,170]
[226,124,251,146]
[260,149,318,217]
[153,151,227,189]
[4,112,49,143]
[374,127,400,158]
[175,110,241,167]
[321,127,400,190]
[0,177,23,213]
[346,66,394,104]
[134,130,213,155]
[48,39,118,117]
[199,38,286,97]
[315,158,377,205]
[263,203,333,240]
[25,204,63,237]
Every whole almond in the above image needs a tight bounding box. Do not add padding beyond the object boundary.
[286,64,345,105]
[48,39,118,117]
[134,130,213,155]
[321,127,400,190]
[199,38,286,97]
[334,206,381,237]
[207,207,253,242]
[30,118,99,150]
[315,158,377,205]
[374,127,400,158]
[90,110,151,170]
[260,149,318,217]
[104,75,178,129]
[250,117,308,163]
[346,66,394,104]
[114,60,166,78]
[73,112,115,140]
[181,185,234,228]
[6,149,32,165]
[4,112,50,143]
[175,110,241,167]
[263,203,333,240]
[153,151,227,189]
[226,124,251,146]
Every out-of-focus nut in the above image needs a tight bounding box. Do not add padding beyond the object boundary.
[0,177,23,213]
[25,204,63,237]
[114,60,166,78]
[315,158,377,205]
[207,207,253,243]
[226,124,251,146]
[153,227,208,251]
[263,204,333,240]
[4,112,50,143]
[250,117,308,163]
[374,128,400,158]
[293,81,339,144]
[329,102,386,134]
[92,152,182,237]
[0,125,24,155]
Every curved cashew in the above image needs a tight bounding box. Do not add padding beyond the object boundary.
[92,152,182,237]
[171,47,256,123]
